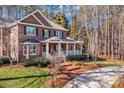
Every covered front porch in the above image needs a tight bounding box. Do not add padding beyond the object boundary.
[21,37,83,59]
[41,42,82,57]
[40,37,83,57]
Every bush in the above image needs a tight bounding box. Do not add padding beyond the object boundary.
[0,56,10,65]
[22,57,50,67]
[66,54,92,61]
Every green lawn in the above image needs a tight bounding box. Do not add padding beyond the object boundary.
[84,60,124,66]
[0,67,52,88]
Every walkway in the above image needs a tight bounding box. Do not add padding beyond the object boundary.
[64,66,124,88]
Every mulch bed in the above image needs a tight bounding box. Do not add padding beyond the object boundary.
[0,63,24,69]
[45,62,99,88]
[112,75,124,88]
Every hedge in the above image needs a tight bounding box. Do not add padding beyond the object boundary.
[22,57,50,67]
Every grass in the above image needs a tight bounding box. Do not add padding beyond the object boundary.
[0,67,52,88]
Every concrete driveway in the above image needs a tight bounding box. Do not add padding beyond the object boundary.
[64,66,124,88]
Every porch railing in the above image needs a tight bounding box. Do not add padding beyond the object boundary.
[42,50,81,57]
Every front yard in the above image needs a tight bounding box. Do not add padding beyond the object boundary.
[0,67,52,88]
[0,59,124,88]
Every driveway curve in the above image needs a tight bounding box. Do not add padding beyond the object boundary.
[64,66,124,88]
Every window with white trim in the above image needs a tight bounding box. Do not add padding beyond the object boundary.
[25,26,37,36]
[30,45,37,55]
[44,29,49,37]
[23,46,27,55]
[56,31,62,38]
[23,45,37,56]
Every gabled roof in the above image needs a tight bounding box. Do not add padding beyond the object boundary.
[21,39,40,44]
[10,10,68,31]
[40,36,83,43]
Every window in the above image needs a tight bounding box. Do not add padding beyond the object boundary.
[30,45,37,55]
[23,45,37,56]
[25,26,37,36]
[44,29,49,37]
[23,46,27,55]
[56,31,62,38]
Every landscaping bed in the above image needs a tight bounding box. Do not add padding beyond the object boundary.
[46,62,99,88]
[112,75,124,88]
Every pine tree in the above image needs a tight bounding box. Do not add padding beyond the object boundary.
[54,13,68,29]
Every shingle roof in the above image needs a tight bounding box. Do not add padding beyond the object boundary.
[48,21,68,31]
[21,39,40,44]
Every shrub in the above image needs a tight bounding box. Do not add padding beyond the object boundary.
[66,54,92,61]
[0,56,10,65]
[22,57,50,67]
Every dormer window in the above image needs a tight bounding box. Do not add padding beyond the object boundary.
[56,31,62,38]
[24,26,37,36]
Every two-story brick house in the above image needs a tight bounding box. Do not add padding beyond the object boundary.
[0,10,83,62]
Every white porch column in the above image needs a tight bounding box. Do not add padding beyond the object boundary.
[74,43,76,55]
[80,43,83,54]
[46,42,49,57]
[26,45,30,59]
[58,43,61,56]
[66,43,69,56]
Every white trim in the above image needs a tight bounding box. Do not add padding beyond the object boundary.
[46,42,49,57]
[30,45,37,55]
[17,25,19,62]
[23,45,27,56]
[41,41,83,44]
[56,31,62,38]
[25,26,37,36]
[17,10,39,23]
[23,44,37,56]
[18,22,67,31]
[37,10,52,26]
[18,22,42,27]
[21,42,40,45]
[66,43,69,56]
[45,36,61,42]
[17,10,50,27]
[40,36,83,44]
[9,10,68,32]
[32,14,44,26]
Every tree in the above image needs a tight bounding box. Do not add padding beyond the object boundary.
[54,13,68,29]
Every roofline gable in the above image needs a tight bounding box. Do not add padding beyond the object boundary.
[17,10,39,22]
[17,10,52,27]
[9,10,68,31]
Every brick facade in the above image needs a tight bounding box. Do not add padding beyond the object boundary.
[0,10,82,62]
